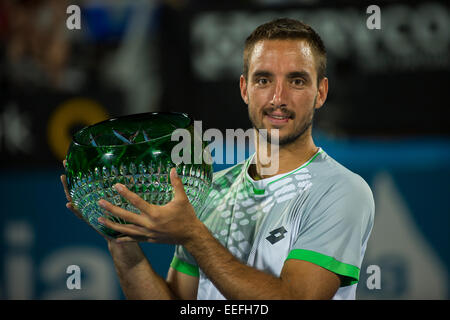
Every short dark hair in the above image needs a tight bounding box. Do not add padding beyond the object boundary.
[243,18,327,84]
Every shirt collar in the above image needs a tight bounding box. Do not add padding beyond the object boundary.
[242,147,323,196]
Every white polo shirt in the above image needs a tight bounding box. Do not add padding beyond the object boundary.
[171,148,375,300]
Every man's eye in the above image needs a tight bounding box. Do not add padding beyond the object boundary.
[257,78,268,85]
[292,79,305,86]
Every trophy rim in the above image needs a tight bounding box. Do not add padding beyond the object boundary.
[71,111,193,148]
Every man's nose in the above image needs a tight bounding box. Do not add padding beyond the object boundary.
[270,80,287,108]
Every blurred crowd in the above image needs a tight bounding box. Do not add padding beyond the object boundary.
[0,0,169,116]
[1,0,71,90]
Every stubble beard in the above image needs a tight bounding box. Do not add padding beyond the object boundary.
[248,95,317,147]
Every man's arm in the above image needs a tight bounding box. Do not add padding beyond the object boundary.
[108,241,175,299]
[98,169,341,299]
[167,267,199,300]
[184,223,340,300]
[110,224,338,300]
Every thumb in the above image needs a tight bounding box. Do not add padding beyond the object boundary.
[170,167,189,202]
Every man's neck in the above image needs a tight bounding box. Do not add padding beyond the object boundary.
[249,135,319,180]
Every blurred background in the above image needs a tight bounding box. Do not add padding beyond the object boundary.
[0,0,449,299]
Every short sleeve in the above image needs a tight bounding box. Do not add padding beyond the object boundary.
[170,245,199,277]
[287,175,375,287]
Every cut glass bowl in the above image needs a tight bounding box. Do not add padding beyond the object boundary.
[65,112,213,237]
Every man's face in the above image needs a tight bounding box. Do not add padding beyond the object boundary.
[240,39,328,146]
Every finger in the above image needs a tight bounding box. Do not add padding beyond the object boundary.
[60,174,72,202]
[113,183,154,213]
[115,236,153,243]
[114,236,137,243]
[66,202,84,220]
[98,217,152,238]
[115,236,159,244]
[170,168,189,202]
[98,199,148,227]
[116,234,160,243]
[63,159,67,169]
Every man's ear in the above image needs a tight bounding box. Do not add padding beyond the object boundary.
[315,77,328,110]
[240,75,249,105]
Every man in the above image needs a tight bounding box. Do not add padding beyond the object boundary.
[61,18,374,300]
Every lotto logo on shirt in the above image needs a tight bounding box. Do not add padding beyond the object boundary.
[266,227,288,244]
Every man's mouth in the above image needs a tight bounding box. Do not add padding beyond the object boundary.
[264,111,292,124]
[269,114,289,120]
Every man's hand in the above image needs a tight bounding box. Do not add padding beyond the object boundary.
[97,168,203,245]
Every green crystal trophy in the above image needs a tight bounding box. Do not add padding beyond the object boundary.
[65,112,213,238]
